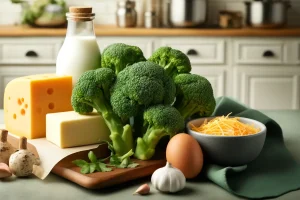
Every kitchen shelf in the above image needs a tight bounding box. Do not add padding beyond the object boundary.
[0,25,300,37]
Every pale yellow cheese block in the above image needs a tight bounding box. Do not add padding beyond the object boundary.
[4,74,73,139]
[46,111,110,148]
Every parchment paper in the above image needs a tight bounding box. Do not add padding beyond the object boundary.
[29,138,100,179]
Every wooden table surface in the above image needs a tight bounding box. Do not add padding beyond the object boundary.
[1,25,300,37]
[1,110,300,200]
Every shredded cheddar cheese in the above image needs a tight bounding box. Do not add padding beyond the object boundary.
[191,113,260,136]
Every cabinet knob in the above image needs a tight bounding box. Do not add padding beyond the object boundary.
[187,49,198,56]
[262,50,275,58]
[25,50,38,57]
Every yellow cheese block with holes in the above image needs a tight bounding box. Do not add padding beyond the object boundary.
[4,74,73,139]
[46,111,110,148]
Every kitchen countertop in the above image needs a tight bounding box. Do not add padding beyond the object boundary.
[1,25,300,37]
[1,109,300,200]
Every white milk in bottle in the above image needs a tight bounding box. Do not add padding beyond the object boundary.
[56,6,101,86]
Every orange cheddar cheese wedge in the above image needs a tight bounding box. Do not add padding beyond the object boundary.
[4,74,73,139]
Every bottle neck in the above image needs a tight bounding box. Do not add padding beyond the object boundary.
[66,19,95,37]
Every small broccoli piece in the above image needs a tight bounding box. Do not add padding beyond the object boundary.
[134,105,185,160]
[173,73,216,120]
[148,46,192,77]
[110,61,176,122]
[101,43,146,74]
[71,68,133,156]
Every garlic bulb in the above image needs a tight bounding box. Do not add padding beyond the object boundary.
[9,137,39,177]
[0,129,16,165]
[151,162,186,193]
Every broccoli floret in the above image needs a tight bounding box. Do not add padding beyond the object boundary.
[71,68,133,156]
[134,105,185,160]
[173,73,216,120]
[101,43,146,74]
[110,61,176,121]
[148,46,192,78]
[71,68,115,114]
[109,90,139,123]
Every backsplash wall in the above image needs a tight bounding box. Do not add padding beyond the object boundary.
[0,0,300,26]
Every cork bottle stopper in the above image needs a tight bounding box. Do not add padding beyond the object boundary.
[69,6,92,14]
[67,6,95,21]
[19,137,27,150]
[0,129,8,142]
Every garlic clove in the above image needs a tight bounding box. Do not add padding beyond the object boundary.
[0,162,12,179]
[133,183,150,195]
[9,137,37,177]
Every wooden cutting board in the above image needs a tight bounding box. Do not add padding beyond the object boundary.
[7,134,166,189]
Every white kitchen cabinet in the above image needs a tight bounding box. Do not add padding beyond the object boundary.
[0,36,299,110]
[0,66,55,108]
[233,67,300,110]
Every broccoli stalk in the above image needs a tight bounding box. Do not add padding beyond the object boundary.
[98,101,133,156]
[148,47,192,78]
[71,68,132,156]
[173,73,216,121]
[134,105,184,160]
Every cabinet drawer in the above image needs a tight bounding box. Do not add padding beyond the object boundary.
[235,40,284,65]
[160,38,225,64]
[0,39,62,65]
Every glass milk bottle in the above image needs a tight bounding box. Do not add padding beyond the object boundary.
[56,6,101,86]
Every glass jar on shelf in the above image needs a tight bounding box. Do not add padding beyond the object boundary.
[116,0,137,28]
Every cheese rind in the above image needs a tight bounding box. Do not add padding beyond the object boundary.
[4,74,73,139]
[46,111,110,148]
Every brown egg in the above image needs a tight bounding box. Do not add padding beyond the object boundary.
[166,133,203,179]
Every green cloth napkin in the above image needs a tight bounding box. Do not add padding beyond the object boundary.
[204,96,300,199]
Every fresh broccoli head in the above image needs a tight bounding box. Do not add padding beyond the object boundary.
[71,68,133,156]
[173,73,216,120]
[110,61,176,121]
[134,105,185,160]
[101,43,146,74]
[148,46,192,77]
[71,68,115,115]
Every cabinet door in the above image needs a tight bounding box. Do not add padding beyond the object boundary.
[233,67,300,110]
[191,66,227,98]
[0,66,55,108]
